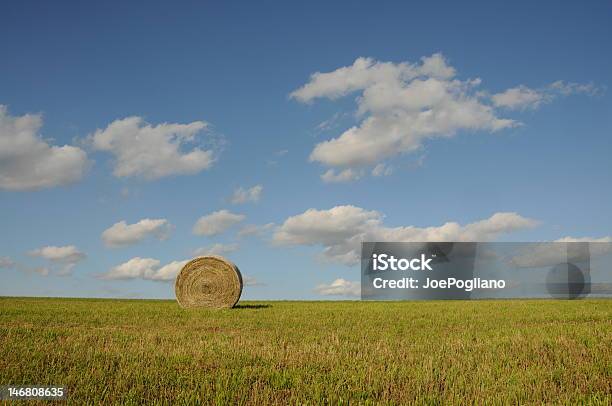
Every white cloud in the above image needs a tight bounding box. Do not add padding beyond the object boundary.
[89,116,215,179]
[491,81,602,110]
[292,55,600,180]
[0,256,15,269]
[238,223,274,238]
[28,245,86,275]
[509,236,612,268]
[193,243,239,257]
[101,257,159,280]
[321,168,361,183]
[554,236,612,244]
[230,185,263,204]
[274,205,538,265]
[371,163,393,177]
[102,218,171,247]
[291,54,455,103]
[548,81,601,96]
[0,105,89,191]
[238,224,260,237]
[100,257,189,281]
[193,210,245,236]
[28,245,86,263]
[491,86,547,110]
[315,278,360,297]
[291,54,517,173]
[153,260,189,281]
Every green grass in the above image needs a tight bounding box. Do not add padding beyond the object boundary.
[1,297,611,404]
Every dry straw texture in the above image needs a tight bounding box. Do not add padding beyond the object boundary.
[175,256,243,309]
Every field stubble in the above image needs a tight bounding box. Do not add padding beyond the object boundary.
[0,298,610,404]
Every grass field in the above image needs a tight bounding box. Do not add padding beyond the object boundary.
[1,297,611,404]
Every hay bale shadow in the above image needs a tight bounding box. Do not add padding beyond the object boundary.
[233,304,271,310]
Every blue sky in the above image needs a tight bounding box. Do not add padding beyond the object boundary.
[1,0,611,299]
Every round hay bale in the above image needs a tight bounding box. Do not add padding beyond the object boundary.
[175,256,243,309]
